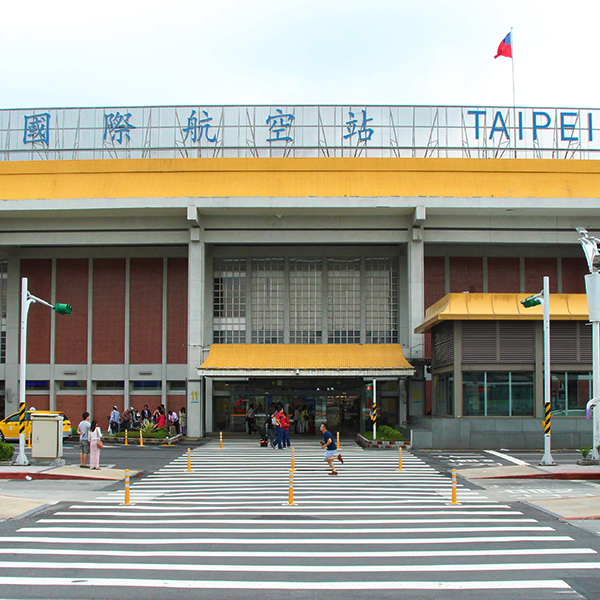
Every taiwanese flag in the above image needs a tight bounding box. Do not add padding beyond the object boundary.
[494,32,512,59]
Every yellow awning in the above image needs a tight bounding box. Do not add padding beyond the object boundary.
[198,344,414,377]
[415,293,590,334]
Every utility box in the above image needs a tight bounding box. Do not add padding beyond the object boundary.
[31,413,63,460]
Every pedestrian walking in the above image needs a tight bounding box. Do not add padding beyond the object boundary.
[246,403,256,435]
[320,422,343,475]
[293,406,301,434]
[89,419,103,470]
[109,406,120,434]
[266,411,277,447]
[77,412,91,469]
[179,407,187,436]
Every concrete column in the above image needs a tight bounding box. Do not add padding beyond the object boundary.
[187,224,205,438]
[407,220,425,359]
[4,257,20,416]
[453,321,463,418]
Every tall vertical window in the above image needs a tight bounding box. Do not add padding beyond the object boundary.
[251,258,284,343]
[0,261,6,363]
[328,258,360,343]
[365,258,398,343]
[289,258,322,344]
[213,259,246,343]
[463,371,534,416]
[551,372,592,415]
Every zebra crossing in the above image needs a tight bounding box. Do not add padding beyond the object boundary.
[0,439,598,599]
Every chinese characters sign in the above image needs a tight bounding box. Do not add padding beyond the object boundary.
[4,105,600,160]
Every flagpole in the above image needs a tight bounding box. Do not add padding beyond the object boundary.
[511,27,516,157]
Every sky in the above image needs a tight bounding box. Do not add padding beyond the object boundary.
[1,0,598,110]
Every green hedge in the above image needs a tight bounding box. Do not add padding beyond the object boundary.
[361,425,404,442]
[0,441,15,461]
[109,427,171,439]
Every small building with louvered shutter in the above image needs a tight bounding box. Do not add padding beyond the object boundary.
[414,293,593,449]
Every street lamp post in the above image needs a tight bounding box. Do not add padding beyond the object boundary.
[14,277,72,466]
[521,276,555,466]
[577,227,600,461]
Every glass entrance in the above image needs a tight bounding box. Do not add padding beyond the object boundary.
[212,377,368,434]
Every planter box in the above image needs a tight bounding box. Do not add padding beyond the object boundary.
[577,458,600,466]
[102,434,183,446]
[356,433,410,450]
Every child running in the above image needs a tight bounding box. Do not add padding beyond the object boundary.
[319,422,343,475]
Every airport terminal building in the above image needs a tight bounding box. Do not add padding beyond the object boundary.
[0,104,598,448]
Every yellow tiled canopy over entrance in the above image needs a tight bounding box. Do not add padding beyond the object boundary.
[198,344,414,377]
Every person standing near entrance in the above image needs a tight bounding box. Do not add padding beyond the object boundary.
[281,409,291,448]
[320,422,343,475]
[77,412,91,469]
[272,405,284,449]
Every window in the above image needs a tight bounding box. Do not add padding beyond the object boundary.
[26,381,49,391]
[59,381,87,391]
[213,259,246,343]
[328,259,360,343]
[365,258,398,343]
[434,373,454,416]
[95,381,125,391]
[169,381,186,391]
[551,372,591,416]
[132,381,162,391]
[463,372,534,416]
[289,258,322,344]
[251,258,284,343]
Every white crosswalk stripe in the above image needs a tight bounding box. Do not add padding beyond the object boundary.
[1,439,598,599]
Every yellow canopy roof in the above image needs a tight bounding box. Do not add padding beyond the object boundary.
[415,293,590,334]
[198,344,414,376]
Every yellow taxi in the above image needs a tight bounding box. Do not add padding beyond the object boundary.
[0,409,72,441]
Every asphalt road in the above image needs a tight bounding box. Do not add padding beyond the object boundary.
[0,441,598,600]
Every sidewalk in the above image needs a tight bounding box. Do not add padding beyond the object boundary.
[0,464,140,521]
[456,463,600,521]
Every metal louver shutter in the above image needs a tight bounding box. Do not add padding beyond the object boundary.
[433,321,454,367]
[462,321,497,363]
[579,322,592,362]
[550,321,578,363]
[498,321,534,363]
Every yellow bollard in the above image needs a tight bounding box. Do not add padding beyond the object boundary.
[219,431,223,449]
[122,469,132,505]
[336,431,340,449]
[449,468,460,505]
[397,446,403,471]
[26,431,31,449]
[139,429,144,447]
[124,429,128,446]
[287,470,296,505]
[290,447,295,472]
[187,447,192,472]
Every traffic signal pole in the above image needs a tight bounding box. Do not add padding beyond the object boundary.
[521,277,555,466]
[372,379,377,439]
[15,278,72,466]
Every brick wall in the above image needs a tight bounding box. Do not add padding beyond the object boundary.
[21,259,52,364]
[130,258,163,364]
[488,256,520,293]
[55,259,88,364]
[56,395,86,425]
[449,257,483,293]
[92,259,126,364]
[524,257,558,293]
[167,257,188,364]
